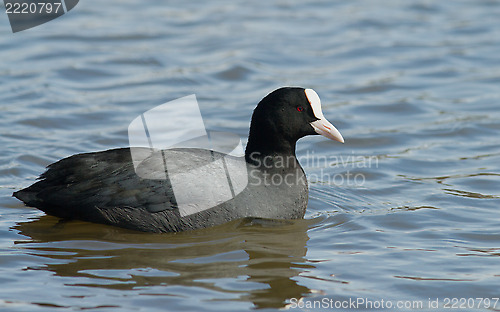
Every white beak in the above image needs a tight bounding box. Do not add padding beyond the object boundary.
[305,89,344,143]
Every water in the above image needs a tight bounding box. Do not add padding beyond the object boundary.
[1,0,500,311]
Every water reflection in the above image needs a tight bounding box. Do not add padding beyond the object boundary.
[14,215,313,309]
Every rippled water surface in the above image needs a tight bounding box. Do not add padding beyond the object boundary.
[1,1,500,311]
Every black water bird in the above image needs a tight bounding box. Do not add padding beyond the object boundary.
[14,87,344,232]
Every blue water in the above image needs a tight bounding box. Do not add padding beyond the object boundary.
[1,1,499,311]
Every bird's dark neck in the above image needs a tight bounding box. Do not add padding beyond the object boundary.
[244,125,298,166]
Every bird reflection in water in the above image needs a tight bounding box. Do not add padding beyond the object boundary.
[14,215,315,309]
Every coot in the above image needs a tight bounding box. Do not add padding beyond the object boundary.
[14,87,344,232]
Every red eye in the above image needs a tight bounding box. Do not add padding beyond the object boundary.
[296,106,304,112]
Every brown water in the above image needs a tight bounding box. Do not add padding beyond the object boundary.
[1,0,499,311]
